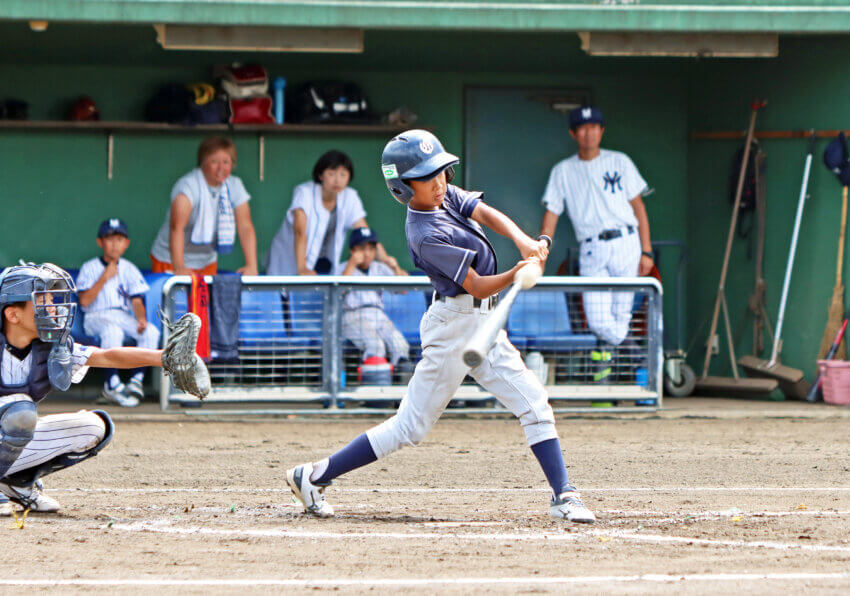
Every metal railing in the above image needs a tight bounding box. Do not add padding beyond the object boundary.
[159,275,663,414]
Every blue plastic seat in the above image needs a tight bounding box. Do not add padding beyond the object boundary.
[239,289,288,349]
[507,291,596,352]
[382,290,427,344]
[287,290,324,350]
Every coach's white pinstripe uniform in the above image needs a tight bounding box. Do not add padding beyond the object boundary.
[0,343,106,476]
[541,149,649,345]
[339,260,410,366]
[76,258,160,349]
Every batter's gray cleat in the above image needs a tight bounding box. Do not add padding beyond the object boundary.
[550,491,596,524]
[0,480,61,512]
[98,383,139,408]
[286,463,334,518]
[126,378,145,401]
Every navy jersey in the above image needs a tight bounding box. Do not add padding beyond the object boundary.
[405,185,497,297]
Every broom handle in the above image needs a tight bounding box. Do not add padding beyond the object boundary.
[702,101,764,378]
[769,132,816,367]
[838,186,847,285]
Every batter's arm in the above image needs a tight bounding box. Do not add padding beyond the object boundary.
[470,202,548,262]
[629,194,654,275]
[461,260,527,300]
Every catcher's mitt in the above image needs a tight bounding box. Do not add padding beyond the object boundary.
[159,311,211,399]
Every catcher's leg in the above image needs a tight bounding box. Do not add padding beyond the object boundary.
[0,396,38,478]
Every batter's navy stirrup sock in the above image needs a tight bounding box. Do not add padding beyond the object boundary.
[530,438,575,496]
[312,433,377,484]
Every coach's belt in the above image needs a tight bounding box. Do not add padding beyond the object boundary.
[435,293,498,310]
[584,225,635,243]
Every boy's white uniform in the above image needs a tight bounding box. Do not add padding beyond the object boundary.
[541,148,649,345]
[76,258,160,349]
[0,344,106,476]
[339,260,410,365]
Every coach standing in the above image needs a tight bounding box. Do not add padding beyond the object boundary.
[538,107,653,381]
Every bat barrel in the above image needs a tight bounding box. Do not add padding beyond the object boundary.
[461,282,522,369]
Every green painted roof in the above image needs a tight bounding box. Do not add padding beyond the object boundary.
[6,0,850,33]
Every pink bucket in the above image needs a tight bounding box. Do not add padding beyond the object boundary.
[817,360,850,405]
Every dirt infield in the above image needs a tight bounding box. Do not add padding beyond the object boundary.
[3,400,850,594]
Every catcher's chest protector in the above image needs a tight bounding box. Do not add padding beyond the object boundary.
[0,333,53,402]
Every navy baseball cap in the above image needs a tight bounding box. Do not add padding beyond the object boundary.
[349,227,379,249]
[570,106,605,131]
[97,218,128,238]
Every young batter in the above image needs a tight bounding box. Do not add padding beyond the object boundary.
[286,130,596,523]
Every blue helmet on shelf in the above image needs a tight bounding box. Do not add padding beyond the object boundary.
[380,129,459,205]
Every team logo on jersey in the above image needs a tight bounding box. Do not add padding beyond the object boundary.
[382,164,398,179]
[603,171,622,193]
[419,140,434,154]
[117,284,131,307]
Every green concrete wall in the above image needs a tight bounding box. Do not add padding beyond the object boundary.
[687,35,850,380]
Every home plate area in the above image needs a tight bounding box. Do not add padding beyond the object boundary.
[1,417,849,593]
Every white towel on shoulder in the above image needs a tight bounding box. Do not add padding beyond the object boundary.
[188,168,235,254]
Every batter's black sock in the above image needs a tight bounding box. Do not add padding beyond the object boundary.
[313,433,377,484]
[530,438,574,496]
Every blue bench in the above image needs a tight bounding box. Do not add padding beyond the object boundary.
[286,290,324,350]
[507,291,596,352]
[239,289,288,349]
[382,290,427,345]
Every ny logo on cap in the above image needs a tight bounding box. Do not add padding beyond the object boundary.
[582,108,592,119]
[110,218,120,228]
[361,228,372,237]
[420,140,434,154]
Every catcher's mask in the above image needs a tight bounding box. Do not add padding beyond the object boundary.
[380,129,459,205]
[0,262,77,342]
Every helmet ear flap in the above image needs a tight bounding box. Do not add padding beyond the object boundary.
[445,166,455,185]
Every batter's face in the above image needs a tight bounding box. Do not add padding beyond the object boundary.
[201,149,235,187]
[570,123,604,152]
[97,234,130,262]
[319,166,351,196]
[408,171,447,211]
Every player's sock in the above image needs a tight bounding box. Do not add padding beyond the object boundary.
[105,371,120,390]
[311,433,377,484]
[131,370,145,383]
[530,438,575,496]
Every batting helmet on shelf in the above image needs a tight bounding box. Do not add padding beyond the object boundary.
[380,130,459,205]
[67,96,100,121]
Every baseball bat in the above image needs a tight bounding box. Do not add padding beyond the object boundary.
[806,313,850,402]
[462,261,543,368]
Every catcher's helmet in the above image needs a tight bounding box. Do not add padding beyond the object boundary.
[380,130,459,205]
[0,262,76,342]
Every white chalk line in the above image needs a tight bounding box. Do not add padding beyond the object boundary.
[110,519,850,553]
[1,573,850,587]
[47,486,850,494]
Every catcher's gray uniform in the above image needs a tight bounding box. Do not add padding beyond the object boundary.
[340,260,409,365]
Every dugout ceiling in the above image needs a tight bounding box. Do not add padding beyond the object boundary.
[7,0,850,33]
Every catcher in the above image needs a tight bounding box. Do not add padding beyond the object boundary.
[0,262,209,515]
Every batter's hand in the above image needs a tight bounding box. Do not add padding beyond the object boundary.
[639,254,654,276]
[518,238,549,263]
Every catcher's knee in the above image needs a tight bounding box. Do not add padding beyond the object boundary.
[1,400,37,448]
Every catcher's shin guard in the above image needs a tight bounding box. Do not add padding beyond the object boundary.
[1,410,114,488]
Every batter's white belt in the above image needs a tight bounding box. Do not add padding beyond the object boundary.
[433,292,498,313]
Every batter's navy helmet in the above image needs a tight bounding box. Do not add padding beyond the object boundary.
[0,262,76,342]
[380,130,459,205]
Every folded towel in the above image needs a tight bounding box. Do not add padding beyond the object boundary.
[210,273,242,362]
[187,167,236,254]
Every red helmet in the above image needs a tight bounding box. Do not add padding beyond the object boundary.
[68,96,100,121]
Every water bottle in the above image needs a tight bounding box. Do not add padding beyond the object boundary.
[273,77,286,124]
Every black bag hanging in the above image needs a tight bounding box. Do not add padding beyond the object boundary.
[728,141,765,244]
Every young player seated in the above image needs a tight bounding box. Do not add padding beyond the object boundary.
[77,219,160,407]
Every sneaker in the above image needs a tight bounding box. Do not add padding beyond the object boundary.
[550,491,596,524]
[126,378,145,401]
[98,383,139,408]
[285,463,334,518]
[0,496,11,516]
[0,480,61,512]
